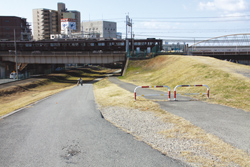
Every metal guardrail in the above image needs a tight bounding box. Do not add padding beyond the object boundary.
[134,85,171,101]
[174,84,209,101]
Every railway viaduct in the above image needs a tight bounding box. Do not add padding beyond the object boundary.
[0,50,127,78]
[0,51,126,64]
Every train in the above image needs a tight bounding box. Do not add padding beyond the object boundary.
[0,38,162,52]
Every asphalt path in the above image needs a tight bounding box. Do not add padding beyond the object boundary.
[108,77,250,153]
[0,83,185,167]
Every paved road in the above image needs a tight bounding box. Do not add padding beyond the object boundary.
[0,83,185,167]
[0,79,16,84]
[109,77,250,153]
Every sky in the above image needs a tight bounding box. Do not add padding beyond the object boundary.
[0,0,250,42]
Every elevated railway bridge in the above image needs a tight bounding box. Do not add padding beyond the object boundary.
[188,33,250,64]
[0,38,162,78]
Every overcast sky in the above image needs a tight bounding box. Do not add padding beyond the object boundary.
[0,0,249,40]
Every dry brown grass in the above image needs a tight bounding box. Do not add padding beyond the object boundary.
[94,78,250,166]
[0,68,115,117]
[121,55,250,111]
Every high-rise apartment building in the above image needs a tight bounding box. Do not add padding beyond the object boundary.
[33,3,80,41]
[33,9,58,40]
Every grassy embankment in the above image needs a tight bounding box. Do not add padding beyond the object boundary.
[122,55,250,111]
[0,68,114,117]
[94,55,250,166]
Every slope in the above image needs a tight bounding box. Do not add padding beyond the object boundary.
[121,55,250,112]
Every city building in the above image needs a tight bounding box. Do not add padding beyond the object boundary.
[33,2,80,41]
[82,21,117,39]
[0,16,32,41]
[57,3,81,33]
[32,9,59,40]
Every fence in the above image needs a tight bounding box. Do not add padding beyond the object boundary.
[174,84,209,100]
[134,85,171,101]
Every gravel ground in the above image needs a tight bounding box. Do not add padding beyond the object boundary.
[99,106,240,167]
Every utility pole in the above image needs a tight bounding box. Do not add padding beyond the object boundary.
[126,15,129,56]
[126,14,132,57]
[131,19,133,56]
[14,29,18,80]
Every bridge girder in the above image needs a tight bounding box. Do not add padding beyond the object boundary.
[0,51,126,64]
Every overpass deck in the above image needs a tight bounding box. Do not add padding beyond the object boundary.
[0,51,126,64]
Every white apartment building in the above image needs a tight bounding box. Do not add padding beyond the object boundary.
[82,21,117,39]
[33,9,59,40]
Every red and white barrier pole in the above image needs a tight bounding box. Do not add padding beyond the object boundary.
[174,84,209,100]
[134,85,171,101]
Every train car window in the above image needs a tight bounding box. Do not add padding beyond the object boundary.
[81,43,86,46]
[98,43,105,46]
[72,43,79,46]
[7,43,14,47]
[117,42,124,46]
[62,43,67,47]
[134,42,138,46]
[155,42,158,45]
[51,43,60,47]
[25,43,32,47]
[18,44,24,47]
[89,43,95,46]
[1,43,6,47]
